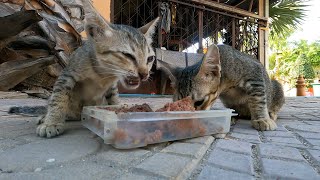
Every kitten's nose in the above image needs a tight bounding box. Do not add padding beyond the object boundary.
[139,72,148,81]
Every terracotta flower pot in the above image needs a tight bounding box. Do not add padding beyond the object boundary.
[296,75,306,96]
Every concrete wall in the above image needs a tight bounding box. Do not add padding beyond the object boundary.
[92,0,112,21]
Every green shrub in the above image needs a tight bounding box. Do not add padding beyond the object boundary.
[294,54,315,79]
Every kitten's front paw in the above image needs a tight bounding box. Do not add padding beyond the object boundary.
[231,117,238,125]
[213,133,226,139]
[37,115,45,125]
[252,118,277,131]
[36,123,65,138]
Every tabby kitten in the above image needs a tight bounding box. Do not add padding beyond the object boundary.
[158,44,285,131]
[32,2,160,138]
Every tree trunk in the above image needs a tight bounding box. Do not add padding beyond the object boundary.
[0,56,56,91]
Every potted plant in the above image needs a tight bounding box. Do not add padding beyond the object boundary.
[295,54,315,96]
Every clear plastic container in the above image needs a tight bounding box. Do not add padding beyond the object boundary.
[81,105,236,149]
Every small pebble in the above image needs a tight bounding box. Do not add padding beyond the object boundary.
[34,168,42,172]
[46,158,55,163]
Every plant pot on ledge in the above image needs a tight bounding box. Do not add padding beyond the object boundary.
[296,75,306,96]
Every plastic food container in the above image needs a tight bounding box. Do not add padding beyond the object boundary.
[81,105,236,149]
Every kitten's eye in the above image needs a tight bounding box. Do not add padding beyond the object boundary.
[123,53,136,62]
[147,56,155,64]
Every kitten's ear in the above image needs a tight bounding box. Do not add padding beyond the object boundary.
[199,44,221,77]
[85,22,113,41]
[157,60,178,84]
[85,23,104,39]
[139,17,160,44]
[83,0,114,40]
[84,13,114,40]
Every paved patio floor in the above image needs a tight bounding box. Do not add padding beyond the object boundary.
[0,96,319,180]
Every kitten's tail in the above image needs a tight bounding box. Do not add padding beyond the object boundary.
[8,106,47,116]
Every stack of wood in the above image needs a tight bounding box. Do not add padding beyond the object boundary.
[0,0,85,97]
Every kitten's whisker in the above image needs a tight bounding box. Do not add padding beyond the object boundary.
[148,76,153,81]
[100,75,122,81]
[147,78,152,83]
[89,65,128,75]
[84,59,129,72]
[98,72,127,77]
[81,58,152,79]
[104,68,128,74]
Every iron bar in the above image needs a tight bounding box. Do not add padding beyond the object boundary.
[198,9,203,53]
[168,0,267,26]
[158,2,162,48]
[232,18,235,48]
[113,0,261,59]
[190,0,267,21]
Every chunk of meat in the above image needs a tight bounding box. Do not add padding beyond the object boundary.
[102,103,153,114]
[156,96,195,112]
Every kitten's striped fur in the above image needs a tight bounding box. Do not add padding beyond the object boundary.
[19,1,160,138]
[159,44,285,131]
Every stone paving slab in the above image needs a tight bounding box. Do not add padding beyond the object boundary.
[258,144,305,161]
[161,142,208,158]
[118,173,167,180]
[0,97,320,180]
[207,148,253,174]
[0,136,100,172]
[135,153,192,178]
[261,158,319,179]
[197,165,255,180]
[214,139,252,154]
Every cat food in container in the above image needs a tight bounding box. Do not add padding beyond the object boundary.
[81,104,235,149]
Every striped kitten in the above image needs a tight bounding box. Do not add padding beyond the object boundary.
[28,3,159,137]
[159,44,285,131]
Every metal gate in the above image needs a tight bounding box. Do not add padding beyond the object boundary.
[113,0,266,59]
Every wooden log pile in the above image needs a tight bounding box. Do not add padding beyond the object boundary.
[0,0,85,96]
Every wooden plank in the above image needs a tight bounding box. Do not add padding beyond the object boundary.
[0,10,42,51]
[190,0,267,21]
[0,91,28,99]
[22,89,51,99]
[232,18,236,48]
[259,0,264,16]
[23,1,78,68]
[0,10,42,40]
[0,56,56,91]
[8,36,55,51]
[236,0,248,7]
[264,0,270,69]
[258,0,266,66]
[249,0,254,12]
